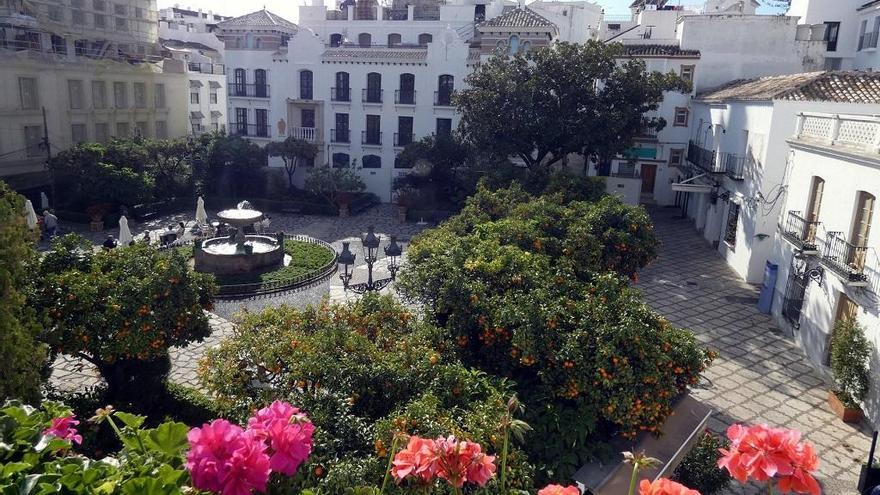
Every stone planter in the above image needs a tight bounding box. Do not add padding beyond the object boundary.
[828,390,863,423]
[90,220,104,232]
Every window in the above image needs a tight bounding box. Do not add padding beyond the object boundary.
[24,126,42,157]
[51,35,67,54]
[234,108,248,134]
[824,21,840,52]
[363,155,381,168]
[95,123,109,143]
[418,33,432,45]
[154,83,166,108]
[301,109,315,128]
[673,107,689,126]
[116,122,130,137]
[364,114,381,144]
[397,116,413,146]
[334,72,350,101]
[724,202,740,246]
[299,70,313,100]
[68,80,84,109]
[210,91,218,104]
[508,35,520,54]
[48,5,63,22]
[436,118,452,137]
[155,120,167,139]
[233,68,246,96]
[332,152,350,168]
[388,33,401,46]
[859,19,869,50]
[255,108,268,137]
[521,41,531,53]
[669,148,684,166]
[436,75,453,106]
[19,77,38,110]
[334,113,349,143]
[71,0,84,8]
[94,13,106,28]
[115,17,128,31]
[365,72,381,103]
[398,73,415,104]
[211,122,219,132]
[680,65,695,84]
[135,7,143,18]
[113,82,127,108]
[93,0,105,11]
[330,33,343,47]
[191,91,200,104]
[804,177,825,242]
[850,191,875,270]
[114,3,126,15]
[135,121,148,137]
[358,33,371,47]
[72,10,85,24]
[133,82,146,108]
[254,69,267,98]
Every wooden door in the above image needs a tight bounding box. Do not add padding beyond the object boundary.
[805,177,824,242]
[826,293,859,364]
[641,164,657,195]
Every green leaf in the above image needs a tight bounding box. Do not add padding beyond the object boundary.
[144,422,189,457]
[113,412,146,430]
[0,463,30,480]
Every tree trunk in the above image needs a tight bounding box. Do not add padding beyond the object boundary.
[96,352,171,403]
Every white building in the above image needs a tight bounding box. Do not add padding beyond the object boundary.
[157,5,232,34]
[854,0,880,70]
[786,0,862,70]
[0,0,188,199]
[770,111,880,426]
[673,72,880,284]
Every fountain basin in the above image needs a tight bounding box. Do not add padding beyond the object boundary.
[194,235,283,275]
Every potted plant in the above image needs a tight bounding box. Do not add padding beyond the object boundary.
[828,318,871,423]
[85,203,112,232]
[394,185,417,223]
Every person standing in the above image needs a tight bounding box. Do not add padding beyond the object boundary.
[43,210,58,239]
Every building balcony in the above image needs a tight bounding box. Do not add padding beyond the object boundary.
[395,90,416,105]
[722,153,748,180]
[434,91,453,107]
[362,131,382,146]
[686,141,723,173]
[331,128,350,143]
[289,126,318,142]
[820,232,869,286]
[394,132,413,147]
[228,84,269,98]
[793,112,880,154]
[229,123,270,138]
[362,89,383,104]
[780,210,821,253]
[331,87,351,102]
[188,62,225,75]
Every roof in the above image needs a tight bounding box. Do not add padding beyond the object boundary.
[618,44,700,58]
[321,48,427,62]
[859,0,880,11]
[217,9,298,32]
[160,38,218,53]
[479,7,557,32]
[696,71,880,104]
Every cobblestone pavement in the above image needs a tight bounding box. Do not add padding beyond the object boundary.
[639,207,872,495]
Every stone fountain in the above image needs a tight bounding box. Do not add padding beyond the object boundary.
[194,201,284,276]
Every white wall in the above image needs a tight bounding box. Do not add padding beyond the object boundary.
[854,3,880,71]
[605,176,641,204]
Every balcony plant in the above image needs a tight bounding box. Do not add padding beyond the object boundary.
[828,318,871,423]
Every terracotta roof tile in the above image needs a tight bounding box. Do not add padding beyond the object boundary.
[696,71,880,104]
[479,7,557,32]
[618,44,700,58]
[217,9,298,32]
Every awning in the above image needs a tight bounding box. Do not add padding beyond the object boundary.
[671,173,713,193]
[190,111,205,120]
[624,146,657,159]
[189,80,203,87]
[208,80,222,88]
[210,110,223,119]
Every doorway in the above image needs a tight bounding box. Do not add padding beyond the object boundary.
[825,292,859,364]
[641,164,657,198]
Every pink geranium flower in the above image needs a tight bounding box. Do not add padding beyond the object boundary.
[247,401,314,476]
[390,435,496,488]
[186,419,271,495]
[538,483,581,495]
[391,436,437,482]
[639,478,702,495]
[43,415,82,445]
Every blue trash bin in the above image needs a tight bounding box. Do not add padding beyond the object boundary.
[757,261,778,314]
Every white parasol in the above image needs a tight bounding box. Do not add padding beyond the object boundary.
[196,196,208,225]
[24,200,38,229]
[118,215,133,246]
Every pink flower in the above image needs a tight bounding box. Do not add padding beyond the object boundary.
[777,441,821,495]
[247,401,314,476]
[391,436,437,483]
[538,483,581,495]
[44,415,82,445]
[463,441,496,487]
[186,419,270,495]
[390,435,496,488]
[639,478,701,495]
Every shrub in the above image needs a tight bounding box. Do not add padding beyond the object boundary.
[0,182,46,403]
[830,318,871,408]
[672,432,731,495]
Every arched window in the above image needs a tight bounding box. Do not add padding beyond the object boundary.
[362,154,381,168]
[436,74,453,106]
[332,152,350,168]
[358,33,372,47]
[233,68,246,96]
[521,40,531,53]
[418,33,432,45]
[254,69,267,98]
[245,33,253,48]
[387,33,401,46]
[398,73,415,104]
[330,33,343,47]
[334,72,350,101]
[299,70,313,100]
[366,72,382,103]
[508,35,520,54]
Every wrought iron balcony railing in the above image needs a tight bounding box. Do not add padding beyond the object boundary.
[188,62,225,75]
[362,88,383,103]
[686,141,723,173]
[331,128,350,143]
[722,153,748,180]
[434,90,453,107]
[228,84,270,98]
[394,132,413,147]
[395,90,416,105]
[229,123,270,138]
[331,87,351,102]
[820,232,869,284]
[781,211,820,251]
[362,131,382,145]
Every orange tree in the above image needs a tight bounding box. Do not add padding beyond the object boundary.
[397,184,713,481]
[30,235,215,401]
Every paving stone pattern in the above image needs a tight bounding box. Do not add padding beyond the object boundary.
[639,207,872,495]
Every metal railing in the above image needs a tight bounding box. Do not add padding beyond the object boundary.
[228,83,270,98]
[781,211,820,251]
[722,153,748,180]
[289,127,318,142]
[188,62,225,75]
[687,141,723,173]
[229,123,270,138]
[395,90,416,104]
[331,128,350,143]
[362,131,382,145]
[331,87,351,102]
[394,132,413,147]
[362,88,383,103]
[434,91,453,107]
[821,232,869,282]
[781,273,807,327]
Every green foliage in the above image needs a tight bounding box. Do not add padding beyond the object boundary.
[830,318,871,408]
[305,162,366,206]
[672,432,731,495]
[201,133,268,197]
[266,136,319,190]
[199,294,534,491]
[50,142,155,207]
[0,182,46,404]
[211,239,336,285]
[145,139,196,199]
[397,184,712,481]
[393,134,476,208]
[456,41,689,169]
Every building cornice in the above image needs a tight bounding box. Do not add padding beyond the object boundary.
[787,138,880,169]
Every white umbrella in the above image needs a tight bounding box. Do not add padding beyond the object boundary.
[118,215,133,246]
[40,192,49,210]
[23,200,37,229]
[196,196,208,225]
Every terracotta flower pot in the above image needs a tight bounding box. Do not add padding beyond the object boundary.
[828,390,864,423]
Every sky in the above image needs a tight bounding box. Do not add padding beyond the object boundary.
[156,0,786,24]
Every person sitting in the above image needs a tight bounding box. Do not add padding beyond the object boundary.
[161,225,177,246]
[142,231,152,244]
[43,210,58,239]
[261,215,272,233]
[102,235,118,250]
[176,222,186,237]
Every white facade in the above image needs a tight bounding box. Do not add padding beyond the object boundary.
[787,0,862,70]
[854,1,880,70]
[769,112,880,426]
[158,5,232,34]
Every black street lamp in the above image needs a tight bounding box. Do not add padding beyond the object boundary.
[338,225,402,294]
